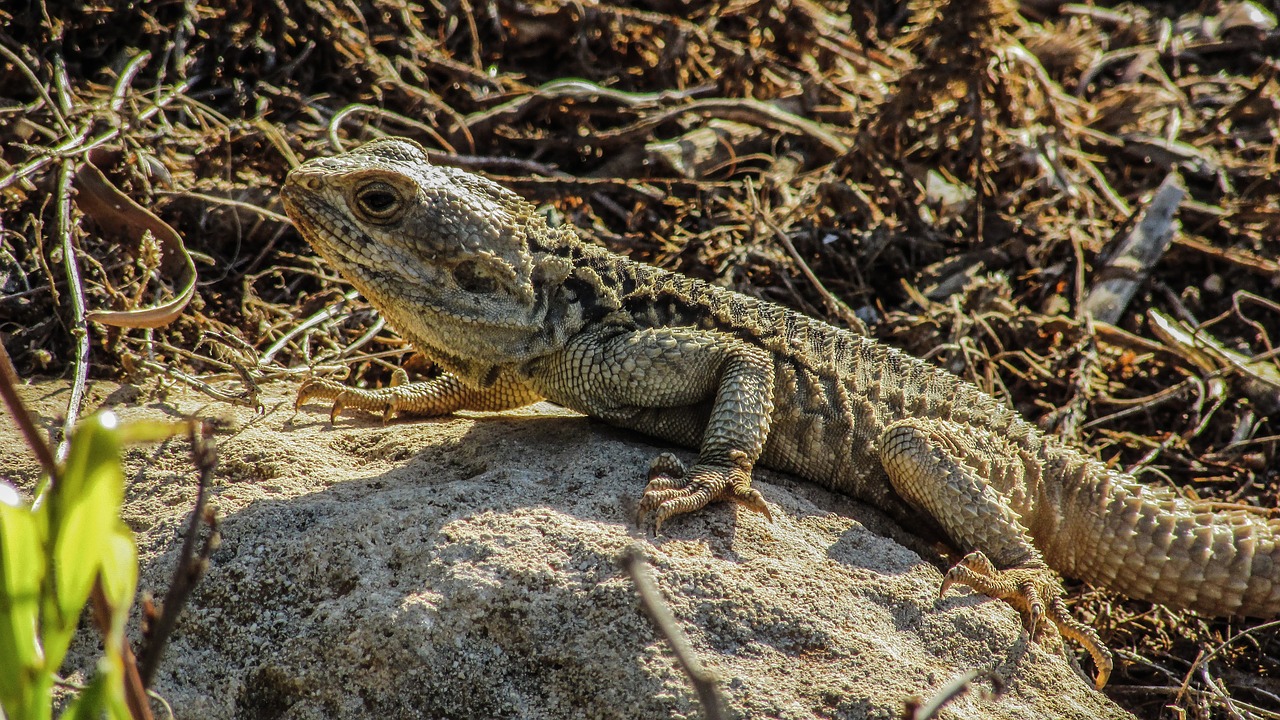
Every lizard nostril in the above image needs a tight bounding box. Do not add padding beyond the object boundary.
[286,173,322,192]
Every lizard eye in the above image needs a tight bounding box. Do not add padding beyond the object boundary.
[354,182,403,222]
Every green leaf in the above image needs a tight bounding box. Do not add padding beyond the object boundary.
[57,655,131,720]
[98,531,138,648]
[56,672,107,720]
[0,488,49,720]
[43,413,128,668]
[3,412,185,720]
[114,417,194,446]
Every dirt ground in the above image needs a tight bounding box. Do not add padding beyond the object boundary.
[2,0,1279,717]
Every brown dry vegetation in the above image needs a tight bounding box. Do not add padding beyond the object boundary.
[2,0,1279,717]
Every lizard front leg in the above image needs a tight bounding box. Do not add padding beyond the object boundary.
[879,417,1113,688]
[297,368,543,422]
[531,326,776,531]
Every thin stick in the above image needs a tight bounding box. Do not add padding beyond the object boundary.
[0,38,72,136]
[0,343,60,482]
[621,546,725,720]
[328,104,454,154]
[1175,619,1280,708]
[159,190,290,224]
[0,77,193,192]
[109,52,152,114]
[139,422,220,687]
[748,181,867,335]
[902,669,997,720]
[311,315,387,365]
[54,159,90,465]
[259,289,360,365]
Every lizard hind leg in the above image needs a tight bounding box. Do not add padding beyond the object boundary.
[879,418,1113,689]
[637,451,771,533]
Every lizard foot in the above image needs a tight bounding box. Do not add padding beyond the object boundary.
[636,451,771,533]
[296,369,412,423]
[940,551,1114,689]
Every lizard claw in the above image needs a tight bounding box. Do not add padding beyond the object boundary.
[636,452,771,533]
[940,551,1113,689]
[296,376,403,423]
[329,397,348,423]
[295,377,337,406]
[296,377,360,423]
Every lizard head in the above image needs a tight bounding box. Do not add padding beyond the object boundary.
[282,137,573,364]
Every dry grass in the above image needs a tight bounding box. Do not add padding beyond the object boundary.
[2,0,1279,716]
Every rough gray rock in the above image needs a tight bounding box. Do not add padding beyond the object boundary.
[5,382,1132,719]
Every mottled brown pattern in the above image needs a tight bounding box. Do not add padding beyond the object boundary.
[283,138,1280,690]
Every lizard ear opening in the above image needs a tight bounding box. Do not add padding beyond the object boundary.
[452,258,499,294]
[448,249,525,299]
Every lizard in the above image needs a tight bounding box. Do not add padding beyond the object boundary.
[281,136,1280,690]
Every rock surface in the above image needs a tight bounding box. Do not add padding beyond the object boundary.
[2,381,1133,719]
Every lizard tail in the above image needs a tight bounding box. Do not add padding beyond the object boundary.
[1044,453,1280,618]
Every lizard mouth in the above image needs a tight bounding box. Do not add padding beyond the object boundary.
[282,192,404,298]
[281,187,364,260]
[280,183,323,240]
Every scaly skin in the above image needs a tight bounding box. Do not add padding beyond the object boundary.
[281,137,1280,689]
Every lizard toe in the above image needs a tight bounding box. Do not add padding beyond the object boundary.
[638,459,696,527]
[637,464,771,532]
[295,376,406,423]
[295,377,368,423]
[939,550,997,598]
[295,376,344,410]
[328,397,348,423]
[1046,594,1113,690]
[642,474,689,493]
[939,552,1112,688]
[728,485,771,520]
[940,553,1055,630]
[637,488,714,534]
[647,452,687,481]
